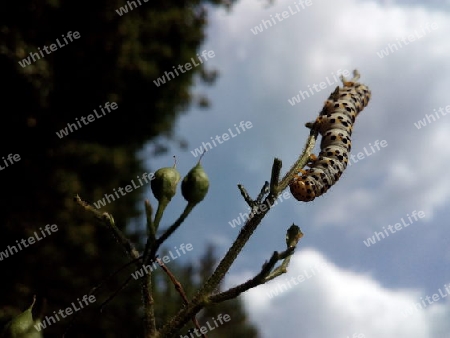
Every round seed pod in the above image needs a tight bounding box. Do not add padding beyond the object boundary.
[3,296,42,338]
[151,167,181,203]
[181,161,209,205]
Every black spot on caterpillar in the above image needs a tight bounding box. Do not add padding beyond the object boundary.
[290,70,371,202]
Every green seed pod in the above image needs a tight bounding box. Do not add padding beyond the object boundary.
[182,160,209,204]
[2,296,42,338]
[151,167,181,203]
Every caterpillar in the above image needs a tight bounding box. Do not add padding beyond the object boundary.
[289,70,371,202]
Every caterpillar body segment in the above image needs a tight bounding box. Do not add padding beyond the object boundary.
[290,70,371,202]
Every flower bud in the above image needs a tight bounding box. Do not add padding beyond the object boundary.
[286,224,303,248]
[151,167,181,203]
[182,160,209,204]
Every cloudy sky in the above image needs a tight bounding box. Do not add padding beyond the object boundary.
[143,0,450,337]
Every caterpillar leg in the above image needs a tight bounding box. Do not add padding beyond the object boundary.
[328,86,340,101]
[305,113,330,131]
[306,94,337,130]
[307,154,318,166]
[293,169,309,177]
[305,121,315,129]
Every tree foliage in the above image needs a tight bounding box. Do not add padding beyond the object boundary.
[0,1,261,337]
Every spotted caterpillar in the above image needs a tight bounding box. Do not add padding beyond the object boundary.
[289,70,371,202]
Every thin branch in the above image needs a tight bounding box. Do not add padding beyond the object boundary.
[278,130,317,192]
[269,158,282,194]
[74,195,140,260]
[74,194,156,337]
[198,193,276,296]
[237,184,254,206]
[88,256,142,298]
[156,258,207,338]
[145,200,156,245]
[142,202,197,337]
[210,246,296,303]
[158,174,276,336]
[144,202,195,265]
[255,181,270,204]
[158,127,315,336]
[142,274,156,338]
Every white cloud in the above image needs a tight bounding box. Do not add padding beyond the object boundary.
[187,0,450,228]
[213,0,450,228]
[237,249,450,338]
[145,2,450,335]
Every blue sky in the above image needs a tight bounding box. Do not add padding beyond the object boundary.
[141,0,450,337]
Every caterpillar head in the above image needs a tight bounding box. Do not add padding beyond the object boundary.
[290,177,316,202]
